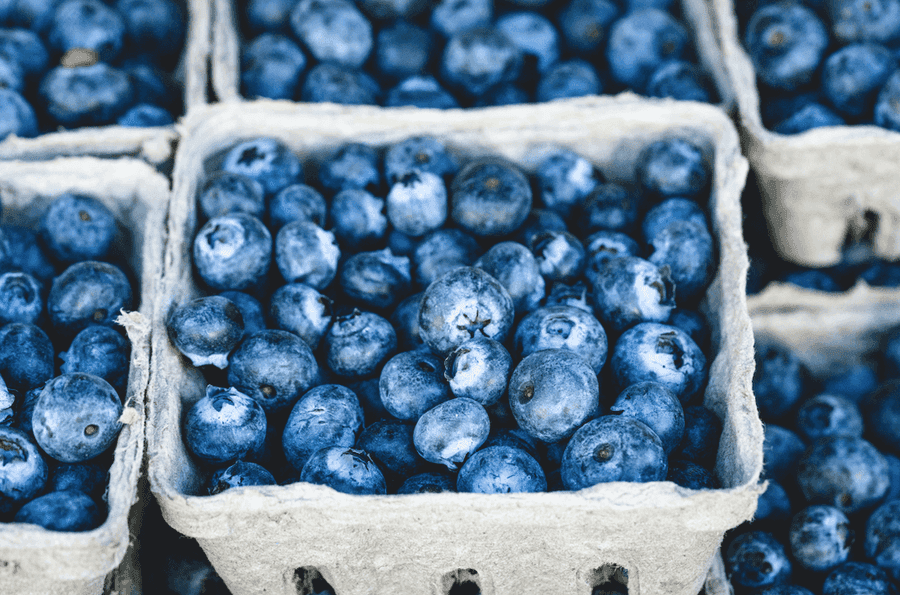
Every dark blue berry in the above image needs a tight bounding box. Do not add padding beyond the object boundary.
[167,295,244,369]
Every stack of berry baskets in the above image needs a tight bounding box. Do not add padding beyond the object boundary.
[0,0,211,165]
[210,0,732,110]
[712,0,900,268]
[146,95,762,595]
[0,157,166,595]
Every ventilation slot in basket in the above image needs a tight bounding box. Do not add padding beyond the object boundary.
[442,568,482,595]
[842,209,880,255]
[290,566,335,595]
[586,563,629,594]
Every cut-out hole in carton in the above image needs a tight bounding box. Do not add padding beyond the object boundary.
[586,564,629,594]
[842,209,881,255]
[289,566,335,595]
[443,568,482,595]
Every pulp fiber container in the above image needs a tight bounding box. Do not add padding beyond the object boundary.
[0,157,168,595]
[147,96,763,595]
[0,0,211,166]
[711,0,900,268]
[209,0,733,110]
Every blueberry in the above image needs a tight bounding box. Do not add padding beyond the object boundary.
[13,387,41,440]
[0,271,43,326]
[0,375,12,425]
[269,283,331,349]
[412,228,480,288]
[282,384,364,473]
[859,259,900,286]
[245,0,294,34]
[457,445,546,493]
[774,102,846,134]
[300,62,380,105]
[49,0,125,62]
[821,365,878,402]
[60,325,130,394]
[610,381,684,455]
[745,2,829,91]
[384,137,459,186]
[197,171,265,222]
[116,103,173,127]
[561,415,667,489]
[228,329,319,414]
[300,446,386,495]
[378,349,449,420]
[575,183,640,237]
[268,184,326,232]
[823,43,895,120]
[763,424,806,484]
[167,295,244,369]
[241,33,306,100]
[611,322,707,404]
[496,12,560,75]
[340,249,411,311]
[861,381,900,456]
[583,231,640,281]
[666,459,718,489]
[221,138,301,198]
[330,189,388,250]
[193,213,271,292]
[48,462,106,498]
[386,172,447,238]
[828,0,900,44]
[450,160,532,237]
[753,341,811,422]
[0,322,53,391]
[418,266,514,356]
[666,308,710,353]
[40,62,136,128]
[49,262,131,337]
[875,70,900,130]
[356,0,424,20]
[319,143,380,194]
[590,256,675,333]
[289,0,372,69]
[184,385,267,466]
[558,0,618,56]
[0,88,37,141]
[509,349,599,443]
[414,397,489,470]
[726,530,793,589]
[0,426,47,514]
[441,28,522,99]
[823,562,898,595]
[355,420,430,488]
[33,373,122,463]
[219,291,265,335]
[647,220,715,303]
[544,280,592,312]
[530,230,585,284]
[38,193,116,265]
[323,309,396,379]
[516,208,568,247]
[866,499,900,581]
[0,28,48,81]
[397,470,456,494]
[390,292,424,351]
[607,9,688,92]
[14,490,101,531]
[385,75,460,109]
[646,60,713,103]
[208,460,276,495]
[347,377,388,424]
[796,394,864,443]
[797,436,889,514]
[472,241,543,314]
[537,59,601,102]
[116,0,185,62]
[472,83,529,106]
[375,21,432,82]
[636,137,709,201]
[789,505,853,572]
[0,51,24,94]
[755,479,793,527]
[9,0,60,33]
[430,0,491,38]
[514,305,607,374]
[443,336,511,406]
[274,221,340,289]
[123,61,178,110]
[535,148,602,220]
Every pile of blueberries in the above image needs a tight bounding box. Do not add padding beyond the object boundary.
[165,133,726,497]
[721,334,900,594]
[0,0,186,142]
[0,193,136,531]
[239,0,717,108]
[742,0,900,134]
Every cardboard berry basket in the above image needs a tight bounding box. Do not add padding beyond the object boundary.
[209,0,733,110]
[147,95,763,595]
[0,157,168,595]
[0,0,211,166]
[711,0,900,268]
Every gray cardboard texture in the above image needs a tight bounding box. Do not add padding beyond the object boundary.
[147,96,763,595]
[210,0,734,111]
[0,157,168,595]
[712,0,900,268]
[0,0,211,165]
